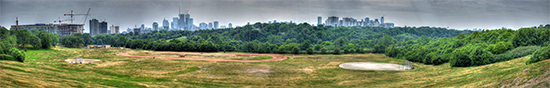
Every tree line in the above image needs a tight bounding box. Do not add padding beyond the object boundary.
[385,24,550,67]
[0,27,59,62]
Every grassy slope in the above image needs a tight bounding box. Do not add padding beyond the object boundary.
[0,47,549,87]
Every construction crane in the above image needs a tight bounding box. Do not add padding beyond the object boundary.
[63,8,91,24]
[54,17,73,24]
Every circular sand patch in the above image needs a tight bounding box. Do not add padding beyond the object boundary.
[65,59,101,64]
[339,62,411,71]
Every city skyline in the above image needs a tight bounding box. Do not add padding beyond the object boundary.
[1,0,549,33]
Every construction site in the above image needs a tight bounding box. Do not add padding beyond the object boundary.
[10,8,91,36]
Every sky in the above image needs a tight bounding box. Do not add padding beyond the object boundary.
[1,0,549,33]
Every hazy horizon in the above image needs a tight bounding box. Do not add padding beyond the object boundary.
[1,0,549,33]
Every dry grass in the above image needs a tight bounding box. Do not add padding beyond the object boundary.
[1,47,549,87]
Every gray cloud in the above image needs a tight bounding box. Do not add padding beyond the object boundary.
[1,0,549,33]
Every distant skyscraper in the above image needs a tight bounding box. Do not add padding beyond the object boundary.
[153,22,158,30]
[325,16,339,26]
[89,19,99,36]
[199,22,207,29]
[141,24,145,30]
[172,17,179,29]
[179,14,185,30]
[99,21,108,34]
[208,22,213,29]
[213,21,219,29]
[127,28,131,33]
[364,17,370,26]
[381,16,384,24]
[110,25,119,34]
[273,20,277,23]
[163,18,169,30]
[188,18,193,30]
[228,23,232,28]
[317,16,322,25]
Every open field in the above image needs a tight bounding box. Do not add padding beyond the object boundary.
[127,51,275,61]
[1,47,549,87]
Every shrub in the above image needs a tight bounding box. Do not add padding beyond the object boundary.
[333,48,340,54]
[343,48,350,54]
[320,48,328,54]
[306,48,314,54]
[450,44,493,67]
[0,54,15,61]
[494,46,541,62]
[526,46,550,64]
[291,46,300,54]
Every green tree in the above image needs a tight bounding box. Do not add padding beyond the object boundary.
[512,28,539,47]
[306,47,314,54]
[321,48,328,54]
[526,46,550,64]
[333,48,340,54]
[291,46,300,54]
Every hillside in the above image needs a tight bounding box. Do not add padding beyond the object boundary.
[1,47,549,87]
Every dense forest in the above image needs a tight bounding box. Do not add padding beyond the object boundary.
[2,23,549,67]
[0,28,59,62]
[82,22,471,54]
[386,25,550,67]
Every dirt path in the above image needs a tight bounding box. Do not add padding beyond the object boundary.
[116,51,287,62]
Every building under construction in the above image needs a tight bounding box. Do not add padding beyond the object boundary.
[10,9,90,36]
[10,23,85,36]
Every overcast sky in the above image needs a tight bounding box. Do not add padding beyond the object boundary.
[1,0,549,33]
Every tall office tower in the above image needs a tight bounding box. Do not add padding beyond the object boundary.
[318,16,322,25]
[208,22,213,29]
[339,20,343,27]
[213,21,219,29]
[364,17,370,26]
[141,24,145,31]
[184,14,190,30]
[273,20,277,23]
[110,25,119,34]
[268,21,271,24]
[374,19,380,26]
[188,18,193,30]
[153,22,158,30]
[170,22,174,30]
[99,21,108,34]
[163,18,169,30]
[381,16,384,24]
[325,16,339,27]
[179,14,185,30]
[172,17,179,29]
[89,19,99,36]
[228,23,232,28]
[199,22,207,29]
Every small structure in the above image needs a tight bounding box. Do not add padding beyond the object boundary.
[87,45,112,49]
[179,54,185,58]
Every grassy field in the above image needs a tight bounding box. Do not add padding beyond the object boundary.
[129,52,273,60]
[1,47,549,87]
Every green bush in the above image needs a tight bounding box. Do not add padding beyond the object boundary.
[333,48,340,54]
[320,48,328,54]
[343,48,350,54]
[526,46,550,64]
[494,46,541,62]
[450,44,493,67]
[0,54,15,61]
[306,48,314,54]
[8,48,25,62]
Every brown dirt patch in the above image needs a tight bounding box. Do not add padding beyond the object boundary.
[117,51,287,62]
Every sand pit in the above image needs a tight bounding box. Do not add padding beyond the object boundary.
[339,62,411,71]
[65,59,101,64]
